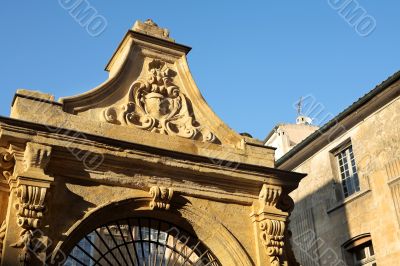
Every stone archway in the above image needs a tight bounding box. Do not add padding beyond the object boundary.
[51,198,253,266]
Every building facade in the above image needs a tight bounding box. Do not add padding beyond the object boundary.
[0,20,305,265]
[266,72,400,265]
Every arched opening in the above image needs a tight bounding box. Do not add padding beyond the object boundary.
[64,217,220,266]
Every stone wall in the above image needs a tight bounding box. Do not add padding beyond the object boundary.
[289,92,400,265]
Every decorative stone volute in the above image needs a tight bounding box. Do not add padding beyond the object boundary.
[0,147,15,186]
[149,186,174,210]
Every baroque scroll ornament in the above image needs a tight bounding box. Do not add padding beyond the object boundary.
[260,219,285,266]
[0,149,15,182]
[103,59,217,143]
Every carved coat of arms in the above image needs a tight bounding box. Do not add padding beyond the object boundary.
[103,59,217,143]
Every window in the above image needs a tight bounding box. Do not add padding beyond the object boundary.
[352,241,376,266]
[336,145,360,198]
[343,234,376,266]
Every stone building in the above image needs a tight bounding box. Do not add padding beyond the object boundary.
[0,20,305,265]
[265,72,400,265]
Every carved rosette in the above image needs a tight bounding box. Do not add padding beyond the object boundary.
[103,59,218,143]
[149,186,174,210]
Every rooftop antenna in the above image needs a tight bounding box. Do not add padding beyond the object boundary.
[297,97,303,116]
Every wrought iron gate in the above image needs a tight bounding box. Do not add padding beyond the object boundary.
[64,217,220,266]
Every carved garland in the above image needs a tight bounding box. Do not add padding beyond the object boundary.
[103,59,218,143]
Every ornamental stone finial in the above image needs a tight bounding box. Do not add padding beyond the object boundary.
[132,19,174,42]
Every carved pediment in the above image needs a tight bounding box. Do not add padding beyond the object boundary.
[59,19,247,146]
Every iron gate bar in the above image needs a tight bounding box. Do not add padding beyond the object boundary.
[116,221,136,265]
[93,228,122,266]
[127,219,140,265]
[84,234,113,266]
[105,224,130,265]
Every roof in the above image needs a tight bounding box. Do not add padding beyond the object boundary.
[276,70,400,167]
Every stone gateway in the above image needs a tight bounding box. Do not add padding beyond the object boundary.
[0,20,304,266]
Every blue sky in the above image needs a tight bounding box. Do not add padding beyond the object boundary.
[0,1,398,140]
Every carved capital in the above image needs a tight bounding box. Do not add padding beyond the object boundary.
[149,186,174,210]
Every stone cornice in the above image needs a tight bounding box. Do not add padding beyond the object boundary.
[0,116,304,181]
[0,117,304,205]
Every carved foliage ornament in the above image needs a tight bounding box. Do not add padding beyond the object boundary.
[103,59,218,143]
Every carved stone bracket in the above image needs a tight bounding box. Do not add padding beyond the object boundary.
[23,142,51,174]
[14,185,48,229]
[251,184,294,266]
[11,183,50,264]
[149,186,174,210]
[103,59,218,143]
[10,142,53,265]
[260,219,285,266]
[259,184,282,209]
